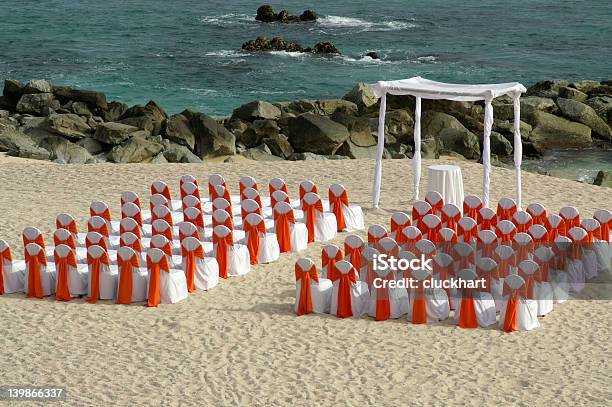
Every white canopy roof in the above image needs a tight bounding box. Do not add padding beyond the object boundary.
[371,76,526,101]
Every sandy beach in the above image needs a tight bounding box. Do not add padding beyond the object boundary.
[0,154,611,406]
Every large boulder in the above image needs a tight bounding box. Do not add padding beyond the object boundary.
[0,123,37,152]
[263,133,293,158]
[101,101,128,122]
[7,143,51,160]
[76,137,105,155]
[184,110,236,158]
[526,80,569,98]
[331,112,376,147]
[287,113,350,154]
[164,113,195,149]
[342,83,378,111]
[520,96,558,113]
[556,97,612,140]
[385,109,414,144]
[120,101,166,136]
[2,79,25,107]
[438,128,480,159]
[71,101,93,116]
[526,110,592,152]
[94,122,140,145]
[281,99,358,116]
[241,119,279,147]
[162,142,203,163]
[299,10,317,21]
[38,136,94,163]
[586,96,612,126]
[480,131,513,156]
[558,86,588,102]
[593,170,612,188]
[312,42,341,54]
[52,86,108,111]
[16,93,59,115]
[118,116,154,136]
[422,111,467,138]
[570,80,600,94]
[587,85,612,98]
[420,136,440,159]
[22,79,52,94]
[336,139,377,159]
[232,100,281,121]
[43,113,91,139]
[241,144,284,161]
[107,136,164,163]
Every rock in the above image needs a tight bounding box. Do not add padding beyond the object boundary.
[587,85,612,98]
[22,79,52,94]
[420,136,440,159]
[43,113,91,139]
[183,110,236,158]
[38,136,94,164]
[71,101,93,116]
[493,119,532,141]
[520,96,558,113]
[52,86,108,111]
[3,79,25,105]
[150,153,168,164]
[559,86,588,102]
[242,36,305,53]
[593,170,612,187]
[585,96,612,126]
[365,51,380,60]
[330,112,376,147]
[299,10,317,21]
[120,101,167,135]
[336,138,377,159]
[312,42,340,54]
[94,122,140,145]
[526,79,570,98]
[556,98,612,140]
[282,99,358,116]
[0,123,36,152]
[342,83,378,111]
[255,5,277,22]
[241,119,279,147]
[164,113,195,150]
[263,133,293,158]
[102,101,128,122]
[76,137,104,155]
[480,131,513,156]
[7,143,51,160]
[16,93,59,115]
[241,144,284,161]
[0,110,10,119]
[422,111,468,138]
[107,135,164,163]
[287,113,350,154]
[570,80,600,94]
[118,116,154,136]
[232,100,282,122]
[289,152,328,161]
[526,110,592,151]
[384,110,414,144]
[438,128,480,159]
[162,143,203,163]
[225,118,251,139]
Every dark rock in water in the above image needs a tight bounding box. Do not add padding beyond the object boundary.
[299,10,318,21]
[107,135,164,163]
[3,79,25,106]
[587,85,612,98]
[593,170,612,187]
[312,42,340,54]
[255,5,277,22]
[287,113,350,155]
[276,10,299,23]
[365,51,380,60]
[585,96,612,127]
[52,86,108,111]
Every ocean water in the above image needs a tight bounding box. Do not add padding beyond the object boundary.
[1,0,611,117]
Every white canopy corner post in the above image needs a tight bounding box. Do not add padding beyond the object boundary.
[369,77,526,210]
[482,97,494,208]
[513,92,523,209]
[372,93,387,208]
[413,96,422,200]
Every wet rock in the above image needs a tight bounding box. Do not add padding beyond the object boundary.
[312,42,340,54]
[593,170,612,187]
[299,10,317,21]
[365,51,380,60]
[255,5,277,22]
[526,79,570,98]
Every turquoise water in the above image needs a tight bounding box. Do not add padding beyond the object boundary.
[522,147,612,183]
[1,1,611,116]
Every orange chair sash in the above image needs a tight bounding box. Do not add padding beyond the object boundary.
[54,251,77,301]
[329,191,349,231]
[87,253,110,304]
[25,250,46,299]
[336,268,356,318]
[295,264,319,316]
[116,255,139,304]
[146,255,170,307]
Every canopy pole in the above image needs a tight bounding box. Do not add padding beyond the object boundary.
[513,93,523,209]
[413,97,422,200]
[482,99,493,207]
[372,93,387,208]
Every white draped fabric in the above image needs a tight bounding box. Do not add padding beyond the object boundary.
[370,77,526,208]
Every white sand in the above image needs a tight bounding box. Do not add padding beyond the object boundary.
[0,154,611,406]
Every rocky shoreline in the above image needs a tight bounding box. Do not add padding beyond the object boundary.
[0,78,610,186]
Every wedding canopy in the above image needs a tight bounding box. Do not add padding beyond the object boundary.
[370,76,527,209]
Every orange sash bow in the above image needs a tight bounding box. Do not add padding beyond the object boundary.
[116,255,139,304]
[423,222,442,242]
[0,247,13,295]
[87,253,110,304]
[336,267,356,318]
[302,199,323,243]
[124,210,143,227]
[295,263,319,316]
[54,251,77,301]
[344,244,362,276]
[88,222,110,238]
[480,216,498,232]
[182,244,203,291]
[442,212,461,231]
[275,211,295,253]
[496,228,516,243]
[463,203,482,222]
[529,211,548,226]
[411,279,428,324]
[56,218,78,235]
[212,215,233,231]
[91,207,112,223]
[458,289,478,328]
[497,205,517,221]
[121,238,142,254]
[299,184,318,202]
[560,214,580,231]
[412,207,431,229]
[214,233,233,279]
[86,235,108,251]
[329,190,349,232]
[26,250,46,299]
[514,219,533,234]
[375,271,394,321]
[146,255,170,307]
[23,234,45,249]
[244,221,265,265]
[501,287,520,333]
[457,224,477,243]
[322,249,343,282]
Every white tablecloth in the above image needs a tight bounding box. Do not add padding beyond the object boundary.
[427,165,464,208]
